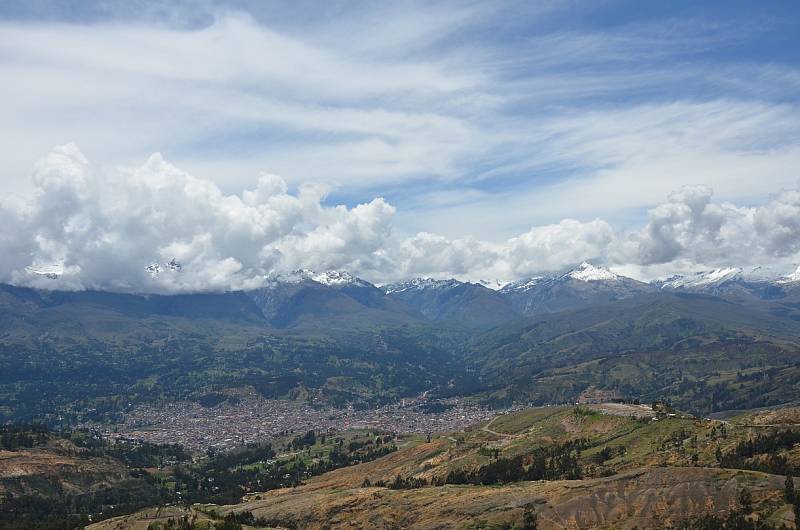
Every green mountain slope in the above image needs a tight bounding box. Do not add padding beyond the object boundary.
[470,293,800,412]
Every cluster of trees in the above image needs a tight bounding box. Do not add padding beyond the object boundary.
[145,511,291,530]
[168,435,396,505]
[0,424,395,528]
[145,513,251,530]
[311,439,397,475]
[0,423,49,450]
[591,445,626,465]
[360,440,591,490]
[659,511,788,530]
[655,487,793,529]
[387,474,429,489]
[444,440,585,486]
[0,514,91,530]
[72,434,192,468]
[288,430,316,450]
[0,481,165,529]
[719,429,800,475]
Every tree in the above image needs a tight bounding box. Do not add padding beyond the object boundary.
[786,475,795,503]
[738,488,753,514]
[794,496,800,525]
[521,504,538,530]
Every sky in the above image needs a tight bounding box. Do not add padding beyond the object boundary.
[2,0,800,292]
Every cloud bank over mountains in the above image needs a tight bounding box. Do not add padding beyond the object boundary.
[3,144,800,293]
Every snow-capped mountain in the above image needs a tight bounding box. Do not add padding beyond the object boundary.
[776,266,800,284]
[501,277,546,293]
[565,262,620,282]
[655,267,742,290]
[264,269,373,289]
[383,277,517,327]
[311,270,373,288]
[248,269,416,328]
[145,258,182,277]
[500,263,623,296]
[501,262,653,316]
[652,265,800,301]
[382,277,463,294]
[25,263,62,280]
[476,279,508,291]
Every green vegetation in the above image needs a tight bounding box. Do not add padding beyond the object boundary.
[1,423,49,450]
[442,439,585,485]
[3,284,800,427]
[659,510,790,529]
[720,429,800,475]
[0,426,395,529]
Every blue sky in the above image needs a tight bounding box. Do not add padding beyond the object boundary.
[1,1,800,289]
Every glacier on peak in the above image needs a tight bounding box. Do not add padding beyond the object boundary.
[264,269,372,289]
[777,266,800,284]
[565,262,619,282]
[382,277,463,294]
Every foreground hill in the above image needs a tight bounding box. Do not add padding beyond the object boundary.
[88,405,800,529]
[0,427,170,527]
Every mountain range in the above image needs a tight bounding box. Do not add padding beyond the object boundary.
[3,261,800,424]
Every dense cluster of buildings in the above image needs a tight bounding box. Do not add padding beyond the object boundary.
[84,392,514,451]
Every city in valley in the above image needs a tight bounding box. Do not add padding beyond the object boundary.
[81,392,528,451]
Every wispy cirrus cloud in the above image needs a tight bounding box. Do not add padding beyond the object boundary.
[1,1,799,287]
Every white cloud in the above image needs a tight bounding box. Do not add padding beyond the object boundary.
[6,146,800,292]
[2,5,800,287]
[3,145,398,292]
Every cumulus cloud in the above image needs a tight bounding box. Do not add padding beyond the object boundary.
[4,145,800,292]
[633,185,800,271]
[3,144,395,292]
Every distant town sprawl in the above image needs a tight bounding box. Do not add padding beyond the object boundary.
[80,391,529,451]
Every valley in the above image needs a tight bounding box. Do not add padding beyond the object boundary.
[78,403,800,529]
[3,263,800,528]
[80,392,505,452]
[4,3,798,528]
[3,263,800,428]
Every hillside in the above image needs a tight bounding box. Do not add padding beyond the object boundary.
[470,293,800,412]
[4,279,800,424]
[88,405,800,529]
[0,283,464,424]
[0,427,169,527]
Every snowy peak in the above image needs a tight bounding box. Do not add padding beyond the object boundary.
[265,269,315,285]
[501,263,620,293]
[265,269,373,289]
[653,265,800,289]
[25,263,63,280]
[476,279,508,291]
[145,258,182,277]
[383,278,463,294]
[501,277,546,293]
[657,267,743,290]
[311,270,372,288]
[777,266,800,284]
[565,262,619,282]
